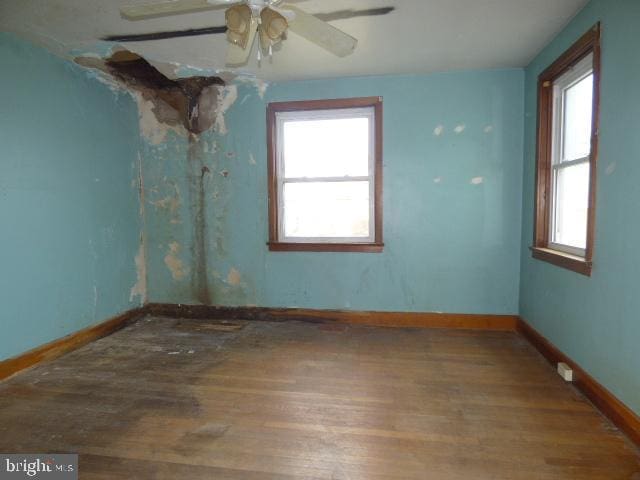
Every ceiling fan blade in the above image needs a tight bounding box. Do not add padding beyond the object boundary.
[120,0,236,20]
[103,26,227,42]
[284,5,357,57]
[226,18,258,67]
[314,7,395,22]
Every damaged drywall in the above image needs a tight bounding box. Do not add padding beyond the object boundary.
[77,50,226,135]
[76,48,245,304]
[76,49,254,304]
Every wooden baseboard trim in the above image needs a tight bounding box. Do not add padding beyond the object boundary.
[517,317,640,447]
[0,307,146,382]
[145,303,518,331]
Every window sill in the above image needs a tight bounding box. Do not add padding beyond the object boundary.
[268,242,384,253]
[530,246,592,276]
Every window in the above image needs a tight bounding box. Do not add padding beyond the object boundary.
[532,24,600,276]
[267,97,383,252]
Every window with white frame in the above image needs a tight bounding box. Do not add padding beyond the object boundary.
[267,98,383,252]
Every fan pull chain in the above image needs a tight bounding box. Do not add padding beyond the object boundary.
[256,17,262,63]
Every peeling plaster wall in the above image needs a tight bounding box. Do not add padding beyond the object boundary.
[0,33,143,361]
[143,70,524,314]
[519,0,640,416]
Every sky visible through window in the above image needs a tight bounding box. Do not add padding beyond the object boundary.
[282,116,371,239]
[553,72,593,250]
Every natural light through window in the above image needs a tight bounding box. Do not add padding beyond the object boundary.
[550,53,594,256]
[268,98,382,251]
[281,114,371,239]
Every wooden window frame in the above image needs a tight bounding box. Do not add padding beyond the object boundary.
[267,97,383,253]
[531,23,601,276]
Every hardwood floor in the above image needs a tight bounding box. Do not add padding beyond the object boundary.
[0,316,638,479]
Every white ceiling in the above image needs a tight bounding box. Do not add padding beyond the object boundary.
[0,0,588,82]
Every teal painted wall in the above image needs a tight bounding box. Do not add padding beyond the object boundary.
[143,70,525,314]
[0,33,143,361]
[519,0,640,415]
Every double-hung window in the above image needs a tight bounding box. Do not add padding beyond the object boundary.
[267,97,383,252]
[532,24,600,275]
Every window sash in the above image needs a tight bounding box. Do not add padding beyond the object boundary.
[549,159,590,257]
[275,107,376,244]
[548,54,594,257]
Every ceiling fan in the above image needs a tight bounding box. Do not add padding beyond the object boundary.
[119,0,362,66]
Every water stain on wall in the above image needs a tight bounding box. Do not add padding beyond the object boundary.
[188,135,211,304]
[76,50,237,304]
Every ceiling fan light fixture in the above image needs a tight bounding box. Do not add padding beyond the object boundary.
[225,4,253,48]
[258,6,287,57]
[261,8,287,40]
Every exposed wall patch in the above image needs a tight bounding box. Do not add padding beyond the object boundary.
[227,268,242,286]
[605,162,617,176]
[165,241,188,280]
[237,76,268,99]
[130,241,147,302]
[149,182,181,224]
[137,94,185,145]
[214,86,238,135]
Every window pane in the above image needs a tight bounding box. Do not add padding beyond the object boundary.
[563,74,593,161]
[283,181,370,238]
[283,117,369,178]
[553,162,590,249]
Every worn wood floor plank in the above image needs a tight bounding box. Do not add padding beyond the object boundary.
[0,316,638,479]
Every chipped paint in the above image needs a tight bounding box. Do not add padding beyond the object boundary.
[149,184,181,219]
[137,65,524,316]
[133,151,149,304]
[130,241,147,302]
[164,242,188,280]
[433,125,444,136]
[471,176,484,185]
[226,268,242,286]
[484,125,494,134]
[605,162,616,176]
[214,85,238,135]
[454,124,466,134]
[236,75,269,99]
